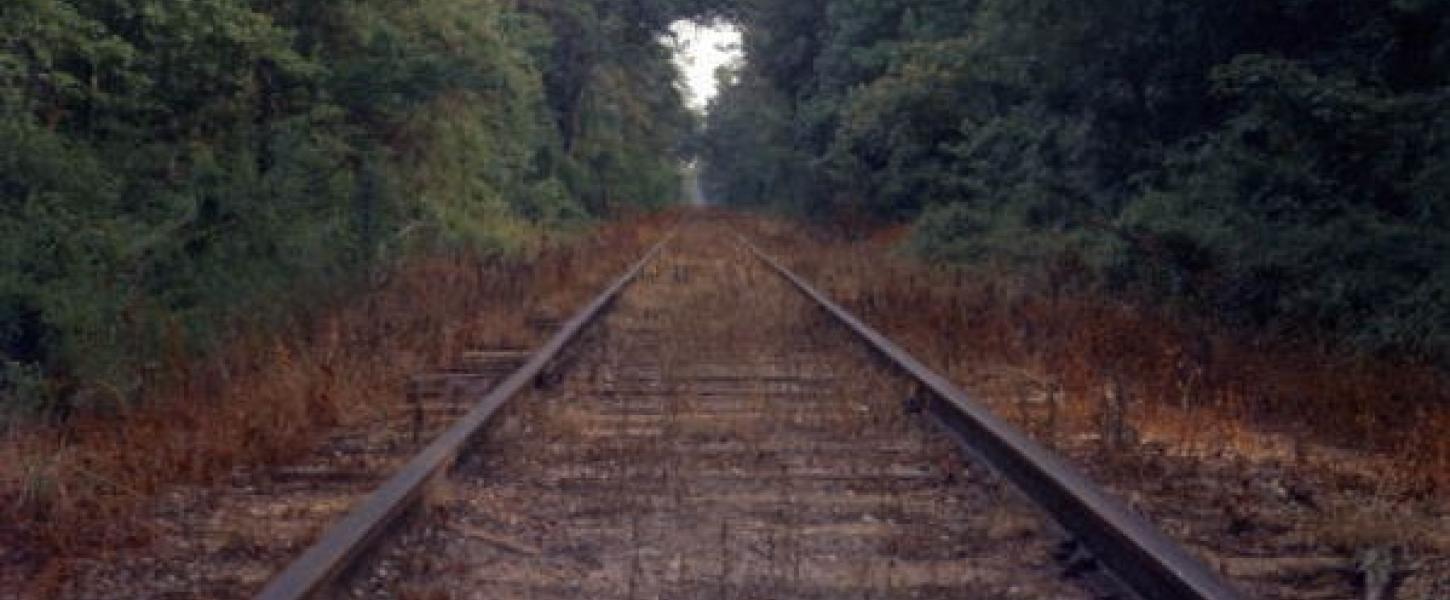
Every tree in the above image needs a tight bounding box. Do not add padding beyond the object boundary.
[1,0,713,417]
[702,0,1450,359]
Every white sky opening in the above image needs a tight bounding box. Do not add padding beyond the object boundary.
[668,20,743,112]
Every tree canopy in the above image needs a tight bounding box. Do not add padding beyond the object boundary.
[7,0,1448,416]
[0,0,725,417]
[700,0,1450,361]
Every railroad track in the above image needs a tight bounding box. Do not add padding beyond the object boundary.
[257,222,1242,599]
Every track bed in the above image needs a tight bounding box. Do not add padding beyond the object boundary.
[345,226,1102,599]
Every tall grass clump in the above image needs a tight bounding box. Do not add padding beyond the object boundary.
[739,214,1450,493]
[0,214,673,562]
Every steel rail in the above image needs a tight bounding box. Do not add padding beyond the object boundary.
[255,234,674,600]
[742,237,1243,600]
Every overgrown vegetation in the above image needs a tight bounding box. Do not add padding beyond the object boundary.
[0,214,672,563]
[701,0,1450,361]
[0,0,721,418]
[744,214,1449,489]
[738,214,1450,599]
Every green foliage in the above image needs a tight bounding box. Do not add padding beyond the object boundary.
[1,0,711,417]
[698,68,809,211]
[703,0,1450,360]
[1121,55,1450,351]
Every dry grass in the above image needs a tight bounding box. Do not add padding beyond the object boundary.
[0,213,675,564]
[734,212,1450,494]
[724,212,1450,597]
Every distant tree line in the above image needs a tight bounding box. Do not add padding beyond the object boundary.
[0,0,726,417]
[701,0,1450,362]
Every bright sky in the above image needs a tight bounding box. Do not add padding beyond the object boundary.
[669,20,743,111]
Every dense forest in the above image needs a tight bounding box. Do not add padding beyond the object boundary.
[6,0,1449,419]
[700,0,1450,362]
[0,0,731,418]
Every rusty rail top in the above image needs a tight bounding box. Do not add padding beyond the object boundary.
[255,235,674,600]
[741,236,1243,600]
